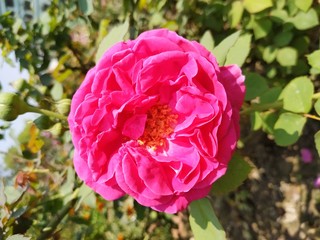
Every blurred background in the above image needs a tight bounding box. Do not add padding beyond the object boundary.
[0,0,319,239]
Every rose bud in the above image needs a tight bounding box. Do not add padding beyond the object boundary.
[0,92,31,121]
[55,99,71,115]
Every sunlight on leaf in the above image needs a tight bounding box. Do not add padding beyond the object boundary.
[6,235,31,240]
[212,31,241,66]
[225,33,252,67]
[95,20,129,63]
[294,0,312,12]
[281,76,314,113]
[243,0,273,13]
[189,198,226,240]
[291,8,319,30]
[200,30,215,53]
[307,50,320,70]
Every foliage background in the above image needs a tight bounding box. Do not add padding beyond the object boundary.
[0,0,320,239]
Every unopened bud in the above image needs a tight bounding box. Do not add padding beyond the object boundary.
[55,99,71,115]
[0,92,31,121]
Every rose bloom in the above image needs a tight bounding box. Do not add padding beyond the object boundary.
[68,29,245,213]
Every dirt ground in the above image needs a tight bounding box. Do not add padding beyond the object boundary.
[169,120,320,240]
[213,120,320,240]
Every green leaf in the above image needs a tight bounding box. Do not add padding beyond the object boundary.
[260,112,278,134]
[228,1,244,28]
[50,81,63,101]
[251,112,262,130]
[274,31,293,47]
[291,9,319,30]
[47,122,62,137]
[225,33,252,67]
[276,47,298,67]
[294,0,312,12]
[252,18,272,40]
[34,115,54,130]
[315,99,320,116]
[245,73,269,100]
[75,183,96,211]
[306,50,320,70]
[292,36,310,55]
[260,87,282,104]
[276,0,286,9]
[12,19,22,34]
[211,154,253,195]
[4,186,24,205]
[6,235,31,240]
[60,167,75,197]
[263,46,278,64]
[281,76,314,113]
[0,179,6,207]
[189,198,226,240]
[315,131,320,157]
[200,30,215,53]
[243,0,273,13]
[78,0,93,15]
[95,20,129,63]
[270,9,289,22]
[274,113,307,146]
[212,31,241,66]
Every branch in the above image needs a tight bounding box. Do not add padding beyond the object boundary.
[36,198,77,240]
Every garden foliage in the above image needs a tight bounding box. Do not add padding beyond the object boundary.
[0,0,319,239]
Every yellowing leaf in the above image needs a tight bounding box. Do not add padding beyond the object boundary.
[27,125,44,153]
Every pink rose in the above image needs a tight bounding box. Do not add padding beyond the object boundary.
[68,29,245,213]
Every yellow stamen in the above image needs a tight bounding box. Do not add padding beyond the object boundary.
[138,105,178,150]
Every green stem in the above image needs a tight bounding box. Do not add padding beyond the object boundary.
[312,92,320,100]
[36,198,77,240]
[240,100,283,115]
[241,92,320,115]
[128,0,139,40]
[28,106,67,121]
[304,113,320,121]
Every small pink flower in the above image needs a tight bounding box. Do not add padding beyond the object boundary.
[300,148,313,163]
[314,176,320,188]
[68,29,245,213]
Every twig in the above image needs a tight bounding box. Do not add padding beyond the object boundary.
[36,198,77,240]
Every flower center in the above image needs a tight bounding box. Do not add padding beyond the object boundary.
[138,105,178,150]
